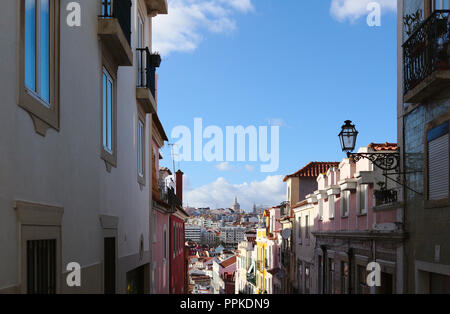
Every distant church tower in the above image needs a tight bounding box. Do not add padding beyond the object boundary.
[232,196,241,212]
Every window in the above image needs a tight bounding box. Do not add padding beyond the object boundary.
[427,121,449,201]
[137,117,145,183]
[103,68,114,154]
[305,215,310,239]
[358,185,367,214]
[328,259,335,294]
[305,265,310,294]
[152,211,157,243]
[27,239,56,294]
[329,195,335,219]
[137,14,144,85]
[101,65,117,169]
[341,191,350,217]
[297,262,303,294]
[163,226,167,260]
[318,200,324,220]
[433,0,450,10]
[357,265,369,294]
[297,216,302,243]
[20,0,60,134]
[341,262,349,294]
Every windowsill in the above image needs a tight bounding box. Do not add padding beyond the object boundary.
[341,215,349,219]
[101,148,117,171]
[424,198,449,209]
[357,212,367,217]
[138,174,146,187]
[329,217,335,220]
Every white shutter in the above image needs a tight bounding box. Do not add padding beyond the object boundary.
[428,133,449,200]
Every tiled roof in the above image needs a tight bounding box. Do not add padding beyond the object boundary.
[219,256,236,268]
[283,162,340,182]
[368,142,398,151]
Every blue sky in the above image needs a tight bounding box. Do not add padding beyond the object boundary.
[153,0,397,210]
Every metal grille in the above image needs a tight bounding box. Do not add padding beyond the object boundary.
[104,237,116,294]
[27,239,56,294]
[136,48,157,99]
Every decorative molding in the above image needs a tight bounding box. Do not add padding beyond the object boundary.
[14,200,64,226]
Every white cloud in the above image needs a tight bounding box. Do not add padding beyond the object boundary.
[216,162,233,171]
[184,175,286,210]
[153,0,254,55]
[330,0,396,23]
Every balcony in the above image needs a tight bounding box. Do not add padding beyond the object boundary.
[143,0,168,14]
[403,10,450,103]
[98,0,133,66]
[136,48,160,114]
[158,183,182,212]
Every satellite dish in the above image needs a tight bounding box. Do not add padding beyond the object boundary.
[281,228,291,239]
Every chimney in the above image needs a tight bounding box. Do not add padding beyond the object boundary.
[176,170,184,203]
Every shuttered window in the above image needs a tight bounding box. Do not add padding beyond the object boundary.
[427,121,449,201]
[27,239,56,294]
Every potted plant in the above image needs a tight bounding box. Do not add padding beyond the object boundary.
[404,9,423,38]
[150,52,161,67]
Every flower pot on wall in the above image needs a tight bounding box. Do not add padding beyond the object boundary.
[150,54,161,68]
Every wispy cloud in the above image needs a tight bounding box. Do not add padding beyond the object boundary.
[330,0,396,23]
[184,175,285,210]
[153,0,255,56]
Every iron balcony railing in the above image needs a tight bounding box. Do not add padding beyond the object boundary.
[403,10,450,95]
[136,48,157,99]
[158,184,182,210]
[374,188,398,206]
[100,0,132,45]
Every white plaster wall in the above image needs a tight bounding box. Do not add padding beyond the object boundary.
[0,0,152,291]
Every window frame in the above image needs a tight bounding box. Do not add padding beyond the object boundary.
[424,111,450,208]
[357,184,368,215]
[19,0,60,136]
[100,61,118,170]
[137,108,146,185]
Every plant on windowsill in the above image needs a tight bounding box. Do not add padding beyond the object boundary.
[404,9,423,38]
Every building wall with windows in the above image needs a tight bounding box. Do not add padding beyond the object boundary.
[0,0,168,294]
[398,0,450,294]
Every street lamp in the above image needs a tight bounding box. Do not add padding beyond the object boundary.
[338,120,400,172]
[338,120,358,153]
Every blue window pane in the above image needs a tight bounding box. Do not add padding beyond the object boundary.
[107,79,113,152]
[102,73,107,149]
[40,0,50,104]
[25,0,36,91]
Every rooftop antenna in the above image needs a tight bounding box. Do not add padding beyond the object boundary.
[168,143,177,175]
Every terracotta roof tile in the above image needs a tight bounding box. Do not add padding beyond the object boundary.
[283,162,340,182]
[368,142,398,151]
[219,256,236,268]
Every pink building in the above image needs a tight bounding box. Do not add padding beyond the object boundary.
[311,143,405,294]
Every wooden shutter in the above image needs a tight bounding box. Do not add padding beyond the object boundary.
[428,122,449,200]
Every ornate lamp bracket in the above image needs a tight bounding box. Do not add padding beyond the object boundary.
[346,151,400,172]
